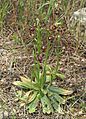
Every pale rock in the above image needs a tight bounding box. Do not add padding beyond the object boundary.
[70,8,86,38]
[70,8,86,26]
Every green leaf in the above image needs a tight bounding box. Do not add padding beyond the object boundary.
[50,96,64,114]
[13,81,30,89]
[13,81,39,90]
[16,90,38,105]
[45,0,56,21]
[20,76,31,83]
[49,86,73,95]
[41,88,48,95]
[27,96,39,113]
[28,91,38,103]
[56,73,65,79]
[44,65,53,82]
[19,91,32,102]
[46,71,52,82]
[46,65,52,71]
[15,90,23,98]
[41,95,54,114]
[44,65,65,82]
[40,66,46,88]
[53,93,65,104]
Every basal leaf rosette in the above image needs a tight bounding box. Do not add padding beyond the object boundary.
[13,74,73,114]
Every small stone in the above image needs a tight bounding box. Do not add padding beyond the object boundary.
[81,58,85,62]
[70,8,86,26]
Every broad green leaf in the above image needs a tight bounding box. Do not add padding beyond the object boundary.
[53,93,65,104]
[50,96,64,114]
[28,91,38,103]
[13,81,30,89]
[49,86,73,95]
[17,91,38,104]
[19,91,32,102]
[57,104,64,114]
[20,76,31,83]
[41,88,48,95]
[41,95,54,114]
[27,96,39,113]
[13,81,39,90]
